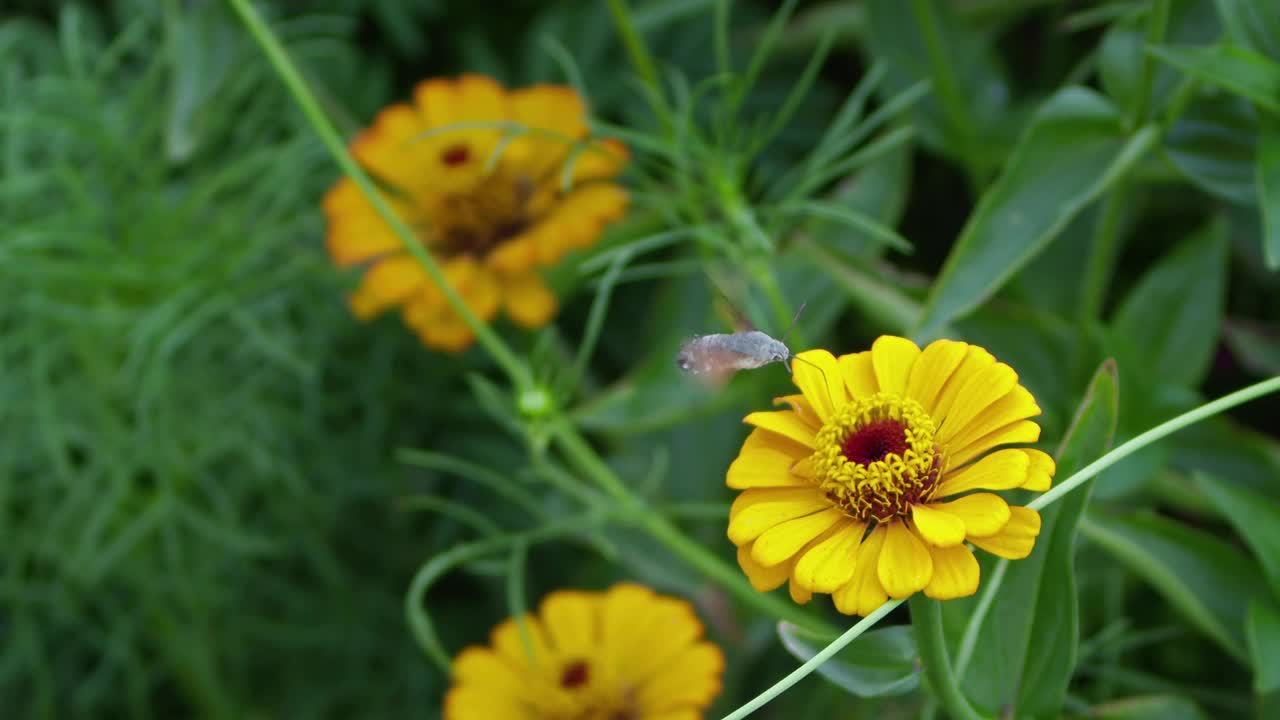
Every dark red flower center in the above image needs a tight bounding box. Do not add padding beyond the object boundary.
[841,419,908,466]
[441,144,471,166]
[560,660,589,689]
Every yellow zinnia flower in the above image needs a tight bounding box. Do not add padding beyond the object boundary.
[726,336,1055,615]
[444,583,724,719]
[323,74,629,352]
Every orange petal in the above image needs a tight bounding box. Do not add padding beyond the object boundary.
[501,272,557,328]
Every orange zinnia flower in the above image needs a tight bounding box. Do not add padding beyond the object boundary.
[323,75,629,351]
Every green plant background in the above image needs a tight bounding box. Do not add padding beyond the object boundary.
[3,0,1280,718]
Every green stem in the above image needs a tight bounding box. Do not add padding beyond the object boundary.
[228,0,532,389]
[606,0,660,90]
[1131,0,1171,126]
[550,421,835,636]
[721,600,901,720]
[1031,375,1280,512]
[910,595,989,720]
[909,0,982,189]
[1077,186,1128,326]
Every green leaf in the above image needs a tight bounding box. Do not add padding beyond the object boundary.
[1147,43,1280,113]
[1248,600,1280,694]
[1090,695,1210,720]
[1110,217,1229,388]
[913,87,1159,340]
[950,360,1118,718]
[1082,511,1268,663]
[1164,93,1258,205]
[1212,0,1280,59]
[1223,319,1280,376]
[1259,114,1280,269]
[777,622,920,697]
[1193,473,1280,597]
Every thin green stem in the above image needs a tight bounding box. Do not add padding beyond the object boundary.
[1077,186,1127,326]
[953,557,1008,679]
[910,595,989,720]
[720,600,901,720]
[909,0,982,189]
[550,421,834,635]
[228,0,532,389]
[1131,0,1171,126]
[1031,375,1280,512]
[606,0,660,90]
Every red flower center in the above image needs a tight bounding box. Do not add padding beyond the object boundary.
[441,144,471,166]
[841,419,908,466]
[560,660,589,688]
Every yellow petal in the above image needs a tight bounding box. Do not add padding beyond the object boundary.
[450,647,541,704]
[444,684,536,720]
[772,394,823,429]
[942,384,1042,454]
[926,493,1011,538]
[489,613,552,669]
[789,578,813,605]
[936,448,1031,497]
[839,350,879,400]
[1021,448,1056,491]
[569,138,629,184]
[931,345,996,424]
[740,426,812,461]
[832,524,889,616]
[487,234,537,275]
[322,178,405,267]
[969,506,1042,559]
[350,103,432,193]
[727,488,830,545]
[348,254,429,319]
[600,584,703,687]
[923,544,981,600]
[791,349,846,423]
[793,520,867,593]
[910,504,967,547]
[743,410,817,449]
[508,85,589,177]
[871,336,922,397]
[726,448,813,489]
[905,339,969,418]
[539,590,597,657]
[936,361,1018,445]
[878,521,933,598]
[946,420,1042,469]
[751,508,846,567]
[737,543,789,591]
[634,641,725,710]
[501,272,558,328]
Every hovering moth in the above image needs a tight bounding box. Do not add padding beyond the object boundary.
[676,303,816,383]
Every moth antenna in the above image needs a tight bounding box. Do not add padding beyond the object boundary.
[779,301,808,343]
[789,352,830,389]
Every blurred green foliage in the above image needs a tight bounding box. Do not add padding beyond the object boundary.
[3,0,1280,718]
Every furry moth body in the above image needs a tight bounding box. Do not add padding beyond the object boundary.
[676,330,794,375]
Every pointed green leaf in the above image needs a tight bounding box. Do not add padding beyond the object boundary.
[777,622,920,697]
[1110,218,1229,388]
[913,87,1159,340]
[1194,473,1280,597]
[1248,600,1280,694]
[950,360,1118,718]
[1147,43,1280,113]
[1082,512,1268,663]
[1259,114,1280,269]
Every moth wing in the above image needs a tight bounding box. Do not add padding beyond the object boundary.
[679,342,746,389]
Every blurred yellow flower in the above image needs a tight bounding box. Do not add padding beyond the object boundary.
[323,74,629,352]
[444,582,723,719]
[726,337,1055,615]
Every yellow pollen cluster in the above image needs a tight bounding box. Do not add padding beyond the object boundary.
[428,171,534,254]
[811,392,942,522]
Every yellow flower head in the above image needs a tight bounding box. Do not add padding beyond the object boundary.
[444,583,724,720]
[323,74,629,352]
[726,336,1055,616]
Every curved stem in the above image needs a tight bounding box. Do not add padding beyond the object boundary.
[720,600,901,720]
[606,0,659,90]
[910,595,989,720]
[229,0,532,389]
